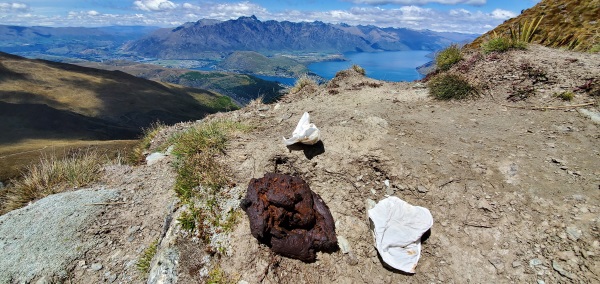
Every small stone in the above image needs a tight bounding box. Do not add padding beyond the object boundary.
[489,258,505,274]
[529,258,542,267]
[91,263,103,271]
[273,104,281,110]
[105,272,117,283]
[566,227,582,241]
[552,260,575,279]
[537,280,545,284]
[128,225,140,235]
[338,236,351,254]
[384,179,390,188]
[345,253,359,266]
[35,276,51,284]
[258,106,270,111]
[557,250,576,261]
[512,261,522,268]
[78,260,86,267]
[365,199,376,211]
[417,185,428,193]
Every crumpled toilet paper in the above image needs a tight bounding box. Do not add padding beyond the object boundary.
[282,112,320,146]
[368,196,433,273]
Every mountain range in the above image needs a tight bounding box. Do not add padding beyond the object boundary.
[124,16,478,59]
[0,25,155,60]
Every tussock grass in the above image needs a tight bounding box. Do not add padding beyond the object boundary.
[428,73,477,100]
[436,44,463,71]
[1,149,106,214]
[481,36,526,54]
[289,74,319,94]
[169,119,249,236]
[352,64,366,76]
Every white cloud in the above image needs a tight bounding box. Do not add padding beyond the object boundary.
[344,0,486,5]
[0,1,519,34]
[0,2,29,12]
[133,0,177,12]
[490,9,516,20]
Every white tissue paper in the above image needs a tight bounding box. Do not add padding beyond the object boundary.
[368,196,433,273]
[282,112,321,146]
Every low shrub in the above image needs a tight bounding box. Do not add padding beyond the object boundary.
[427,73,477,100]
[436,44,463,71]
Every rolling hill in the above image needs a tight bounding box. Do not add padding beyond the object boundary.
[77,60,285,105]
[0,51,237,144]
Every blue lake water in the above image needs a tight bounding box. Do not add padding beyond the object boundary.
[308,50,432,82]
[253,75,297,86]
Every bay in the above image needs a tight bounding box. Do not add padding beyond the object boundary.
[308,50,432,82]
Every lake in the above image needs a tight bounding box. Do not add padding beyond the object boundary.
[308,50,432,82]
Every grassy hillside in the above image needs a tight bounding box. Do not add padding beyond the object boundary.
[467,0,599,52]
[0,51,237,181]
[78,60,284,105]
[0,52,237,141]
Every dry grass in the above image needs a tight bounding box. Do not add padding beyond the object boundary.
[289,74,319,94]
[0,139,137,182]
[1,149,108,214]
[129,122,167,165]
[467,0,599,52]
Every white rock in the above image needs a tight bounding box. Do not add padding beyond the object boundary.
[146,152,167,165]
[338,236,351,254]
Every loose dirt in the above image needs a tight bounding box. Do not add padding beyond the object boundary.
[2,45,598,283]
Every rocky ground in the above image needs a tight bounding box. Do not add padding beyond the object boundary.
[0,45,598,283]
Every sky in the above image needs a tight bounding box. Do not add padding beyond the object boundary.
[0,0,541,34]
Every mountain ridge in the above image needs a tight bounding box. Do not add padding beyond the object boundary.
[124,16,478,59]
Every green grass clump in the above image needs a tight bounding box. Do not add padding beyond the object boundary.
[555,91,575,101]
[436,44,463,71]
[352,64,366,75]
[137,239,159,274]
[1,150,105,214]
[169,119,249,235]
[428,74,477,100]
[481,37,514,54]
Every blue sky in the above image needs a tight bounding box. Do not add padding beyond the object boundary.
[0,0,540,33]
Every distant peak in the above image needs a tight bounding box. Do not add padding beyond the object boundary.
[238,15,259,21]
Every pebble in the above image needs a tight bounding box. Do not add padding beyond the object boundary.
[338,236,351,254]
[91,263,103,271]
[345,253,359,266]
[552,260,575,279]
[417,185,428,193]
[529,258,542,267]
[512,261,522,268]
[566,226,582,241]
[488,258,504,274]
